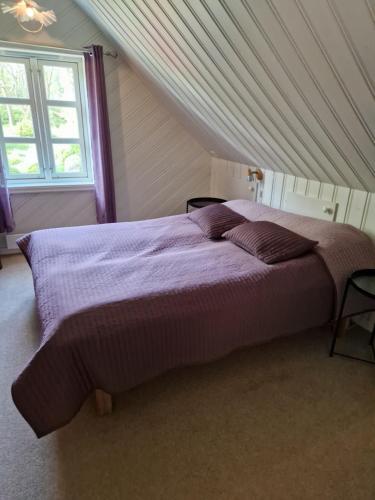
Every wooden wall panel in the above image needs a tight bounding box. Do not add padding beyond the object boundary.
[211,157,375,242]
[334,186,351,223]
[345,190,369,229]
[9,191,96,234]
[78,0,375,192]
[0,0,210,236]
[295,178,308,196]
[270,172,284,209]
[210,159,255,201]
[363,194,375,241]
[320,183,335,202]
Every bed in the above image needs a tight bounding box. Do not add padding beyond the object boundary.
[14,200,375,437]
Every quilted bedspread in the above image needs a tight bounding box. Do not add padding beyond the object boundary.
[13,201,375,436]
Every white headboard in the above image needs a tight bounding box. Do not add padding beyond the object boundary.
[284,192,337,222]
[210,159,375,241]
[257,170,375,242]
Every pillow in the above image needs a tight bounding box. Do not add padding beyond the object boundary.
[188,204,247,239]
[223,221,318,264]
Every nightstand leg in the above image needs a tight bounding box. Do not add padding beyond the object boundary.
[330,319,346,356]
[337,318,349,337]
[330,280,350,357]
[369,323,375,360]
[369,325,375,346]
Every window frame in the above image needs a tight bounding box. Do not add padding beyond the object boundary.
[0,46,93,188]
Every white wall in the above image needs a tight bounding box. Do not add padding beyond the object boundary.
[0,0,210,235]
[210,157,257,202]
[211,157,375,241]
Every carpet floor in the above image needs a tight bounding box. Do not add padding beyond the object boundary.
[1,254,375,500]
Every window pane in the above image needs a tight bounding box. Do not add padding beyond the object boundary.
[53,144,82,173]
[0,104,34,137]
[48,106,79,138]
[43,65,76,101]
[0,61,29,98]
[5,143,40,175]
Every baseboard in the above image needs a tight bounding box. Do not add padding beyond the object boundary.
[0,233,23,254]
[0,248,21,255]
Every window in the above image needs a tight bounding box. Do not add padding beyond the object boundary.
[0,48,93,188]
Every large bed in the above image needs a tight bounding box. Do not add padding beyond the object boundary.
[14,200,375,437]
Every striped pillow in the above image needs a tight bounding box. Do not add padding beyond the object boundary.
[223,221,318,264]
[188,204,247,239]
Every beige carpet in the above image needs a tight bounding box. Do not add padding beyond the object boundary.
[1,254,375,500]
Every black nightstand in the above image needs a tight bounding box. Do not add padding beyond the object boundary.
[330,269,375,364]
[186,197,226,213]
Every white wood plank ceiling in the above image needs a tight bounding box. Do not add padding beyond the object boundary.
[76,0,375,191]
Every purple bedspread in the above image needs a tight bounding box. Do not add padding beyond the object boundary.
[14,201,375,437]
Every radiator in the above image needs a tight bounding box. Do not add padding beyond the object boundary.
[5,234,24,250]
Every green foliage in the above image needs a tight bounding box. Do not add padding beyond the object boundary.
[61,144,79,161]
[18,122,33,137]
[9,163,39,175]
[0,105,8,124]
[55,144,81,173]
[0,62,28,98]
[0,104,34,138]
[1,62,81,178]
[49,107,67,128]
[6,144,39,175]
[43,66,75,101]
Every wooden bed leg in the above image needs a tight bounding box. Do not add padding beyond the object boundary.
[95,389,113,416]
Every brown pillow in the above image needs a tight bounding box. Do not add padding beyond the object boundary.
[223,221,318,264]
[188,204,247,239]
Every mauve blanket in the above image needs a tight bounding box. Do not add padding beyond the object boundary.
[226,200,375,314]
[14,201,374,437]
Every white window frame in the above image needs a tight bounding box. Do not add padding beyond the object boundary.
[0,45,93,189]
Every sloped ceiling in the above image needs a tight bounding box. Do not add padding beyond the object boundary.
[75,0,375,191]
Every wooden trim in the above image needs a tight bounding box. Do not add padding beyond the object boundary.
[95,389,113,416]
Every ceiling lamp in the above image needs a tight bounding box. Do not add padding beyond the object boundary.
[1,0,56,33]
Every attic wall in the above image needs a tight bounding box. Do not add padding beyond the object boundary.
[211,157,375,240]
[78,0,375,192]
[1,0,210,235]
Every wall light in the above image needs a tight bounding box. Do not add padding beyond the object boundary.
[247,168,264,182]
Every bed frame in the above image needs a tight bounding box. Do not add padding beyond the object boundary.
[93,314,353,417]
[93,318,351,417]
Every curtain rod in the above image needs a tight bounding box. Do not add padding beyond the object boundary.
[0,40,118,58]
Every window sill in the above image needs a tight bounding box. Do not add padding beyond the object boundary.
[9,183,95,194]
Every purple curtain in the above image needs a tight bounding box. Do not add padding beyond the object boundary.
[84,45,116,224]
[0,152,15,233]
